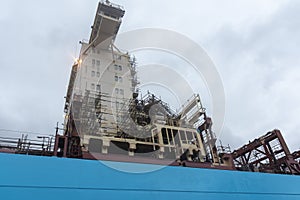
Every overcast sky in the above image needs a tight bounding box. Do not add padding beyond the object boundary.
[0,0,299,151]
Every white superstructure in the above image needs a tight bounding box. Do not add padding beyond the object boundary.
[63,1,220,164]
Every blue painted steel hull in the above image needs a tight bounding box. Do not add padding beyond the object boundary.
[1,153,300,200]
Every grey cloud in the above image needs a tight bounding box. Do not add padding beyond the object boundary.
[205,0,300,151]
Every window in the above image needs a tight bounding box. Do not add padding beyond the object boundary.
[161,128,168,144]
[114,75,123,82]
[97,49,100,54]
[179,130,186,142]
[120,89,124,95]
[96,72,100,77]
[117,115,121,122]
[92,59,95,66]
[91,83,95,90]
[115,88,119,94]
[114,55,121,60]
[114,64,118,70]
[96,84,101,91]
[114,64,122,71]
[92,48,95,53]
[91,71,95,77]
[186,131,194,141]
[96,60,100,66]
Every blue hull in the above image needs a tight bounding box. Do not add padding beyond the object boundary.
[1,153,300,200]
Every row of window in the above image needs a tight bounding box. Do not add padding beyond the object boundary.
[92,59,100,66]
[90,71,124,83]
[114,64,122,71]
[161,128,197,145]
[114,75,123,82]
[90,51,122,60]
[114,55,122,60]
[91,71,100,78]
[116,102,124,107]
[89,84,124,96]
[91,83,101,91]
[91,48,100,54]
[115,88,124,95]
[90,60,124,72]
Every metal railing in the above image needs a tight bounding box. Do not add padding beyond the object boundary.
[0,134,55,155]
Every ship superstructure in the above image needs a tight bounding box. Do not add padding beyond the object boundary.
[0,0,299,176]
[59,1,226,168]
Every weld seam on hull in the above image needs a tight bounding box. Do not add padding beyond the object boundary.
[0,185,300,196]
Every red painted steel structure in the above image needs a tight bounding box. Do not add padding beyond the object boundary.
[232,129,300,174]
